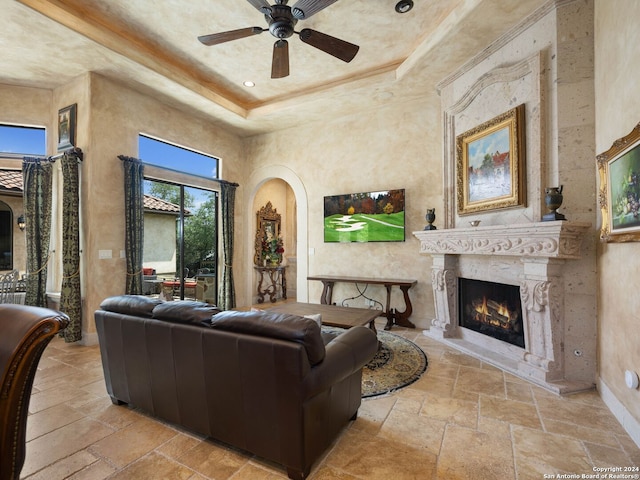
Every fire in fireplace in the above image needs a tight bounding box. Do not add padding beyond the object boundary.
[458,278,525,348]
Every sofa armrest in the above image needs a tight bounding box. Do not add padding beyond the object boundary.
[303,326,378,398]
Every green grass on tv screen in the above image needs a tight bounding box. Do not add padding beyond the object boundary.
[324,212,405,242]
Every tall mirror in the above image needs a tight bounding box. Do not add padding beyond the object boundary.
[254,202,281,266]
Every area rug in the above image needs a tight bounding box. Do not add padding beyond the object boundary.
[324,328,428,398]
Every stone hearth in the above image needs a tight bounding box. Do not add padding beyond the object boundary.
[414,221,592,394]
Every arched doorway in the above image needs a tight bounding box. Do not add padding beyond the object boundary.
[0,201,13,270]
[245,166,308,305]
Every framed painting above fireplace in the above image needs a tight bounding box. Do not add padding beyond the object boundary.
[456,104,526,215]
[597,122,640,242]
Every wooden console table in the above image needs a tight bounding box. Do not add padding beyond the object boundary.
[307,275,417,330]
[255,265,287,304]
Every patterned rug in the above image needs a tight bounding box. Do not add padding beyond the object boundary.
[324,328,428,398]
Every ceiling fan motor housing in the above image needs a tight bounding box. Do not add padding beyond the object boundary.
[266,5,297,39]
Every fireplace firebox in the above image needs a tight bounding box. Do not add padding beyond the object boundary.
[459,278,524,348]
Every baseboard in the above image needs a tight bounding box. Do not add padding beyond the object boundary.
[598,377,640,448]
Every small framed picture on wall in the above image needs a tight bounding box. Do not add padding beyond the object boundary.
[57,103,76,151]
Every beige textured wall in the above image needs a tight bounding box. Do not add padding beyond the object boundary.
[80,74,245,338]
[0,84,52,278]
[245,94,442,327]
[143,213,177,276]
[595,0,640,426]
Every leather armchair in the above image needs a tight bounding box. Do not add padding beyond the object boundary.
[0,305,69,480]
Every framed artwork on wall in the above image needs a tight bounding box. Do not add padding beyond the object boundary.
[456,104,526,215]
[57,103,76,151]
[597,122,640,242]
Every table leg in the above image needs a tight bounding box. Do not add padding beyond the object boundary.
[281,269,287,299]
[384,285,394,330]
[319,281,334,305]
[394,285,416,328]
[256,271,266,304]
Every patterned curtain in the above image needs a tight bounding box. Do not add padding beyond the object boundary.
[119,156,144,295]
[219,181,238,310]
[60,151,83,342]
[22,158,52,307]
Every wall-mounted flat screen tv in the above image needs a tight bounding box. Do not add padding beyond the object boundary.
[324,189,405,243]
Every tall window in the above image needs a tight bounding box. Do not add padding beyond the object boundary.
[138,135,219,302]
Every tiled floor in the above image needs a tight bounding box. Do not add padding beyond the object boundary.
[23,318,640,480]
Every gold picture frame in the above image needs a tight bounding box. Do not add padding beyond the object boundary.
[456,104,526,215]
[597,122,640,242]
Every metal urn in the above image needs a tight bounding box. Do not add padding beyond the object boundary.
[424,208,437,230]
[542,185,566,221]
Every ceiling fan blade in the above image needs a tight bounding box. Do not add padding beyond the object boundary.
[271,39,290,79]
[291,0,340,19]
[198,27,264,46]
[298,28,359,63]
[246,0,272,14]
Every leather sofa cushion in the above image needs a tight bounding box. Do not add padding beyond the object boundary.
[209,310,326,365]
[152,301,221,325]
[100,295,162,318]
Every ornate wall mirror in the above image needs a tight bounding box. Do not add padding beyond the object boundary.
[254,202,281,265]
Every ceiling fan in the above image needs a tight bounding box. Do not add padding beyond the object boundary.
[198,0,359,79]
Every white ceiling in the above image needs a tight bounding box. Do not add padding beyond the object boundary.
[2,0,548,136]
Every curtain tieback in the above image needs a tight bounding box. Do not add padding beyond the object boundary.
[62,269,81,279]
[27,254,52,276]
[126,269,143,276]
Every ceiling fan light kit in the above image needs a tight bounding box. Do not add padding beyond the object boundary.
[198,0,359,79]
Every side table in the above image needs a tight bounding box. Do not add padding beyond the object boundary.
[254,265,287,303]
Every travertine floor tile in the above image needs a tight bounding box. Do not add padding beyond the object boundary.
[379,408,447,455]
[437,424,515,480]
[22,418,115,477]
[456,365,506,398]
[326,428,437,479]
[480,395,542,430]
[24,450,106,480]
[19,329,640,480]
[512,425,592,479]
[107,452,194,480]
[88,418,177,468]
[419,392,478,429]
[173,439,251,479]
[26,404,85,441]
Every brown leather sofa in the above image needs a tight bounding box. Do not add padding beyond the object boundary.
[95,296,378,480]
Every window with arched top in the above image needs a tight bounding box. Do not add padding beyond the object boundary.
[0,201,13,270]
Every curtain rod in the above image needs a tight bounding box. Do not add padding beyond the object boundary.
[48,147,83,162]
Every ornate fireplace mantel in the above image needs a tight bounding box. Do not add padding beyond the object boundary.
[415,221,590,259]
[413,221,592,394]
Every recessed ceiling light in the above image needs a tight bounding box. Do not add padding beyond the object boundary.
[395,0,414,13]
[243,81,255,87]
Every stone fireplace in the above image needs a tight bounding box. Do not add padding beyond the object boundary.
[414,221,592,394]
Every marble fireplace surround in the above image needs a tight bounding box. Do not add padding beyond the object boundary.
[414,221,591,394]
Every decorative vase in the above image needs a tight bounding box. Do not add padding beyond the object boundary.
[542,185,566,221]
[424,208,437,230]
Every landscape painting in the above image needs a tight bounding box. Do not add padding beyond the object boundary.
[456,105,526,215]
[323,189,405,243]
